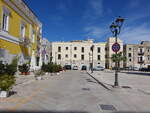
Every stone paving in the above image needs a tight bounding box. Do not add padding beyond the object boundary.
[0,71,150,113]
[88,70,150,93]
[87,70,150,112]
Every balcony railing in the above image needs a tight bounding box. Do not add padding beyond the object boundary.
[19,37,31,47]
[138,60,144,64]
[138,51,144,55]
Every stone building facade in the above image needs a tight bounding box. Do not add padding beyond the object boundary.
[51,37,123,69]
[124,41,150,69]
[105,37,123,69]
[51,39,106,69]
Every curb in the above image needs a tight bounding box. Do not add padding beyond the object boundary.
[86,71,111,90]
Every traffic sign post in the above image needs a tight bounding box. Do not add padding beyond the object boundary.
[112,42,120,52]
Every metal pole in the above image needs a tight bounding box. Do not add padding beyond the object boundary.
[89,52,90,70]
[92,49,94,73]
[70,45,72,69]
[114,30,119,86]
[55,52,57,64]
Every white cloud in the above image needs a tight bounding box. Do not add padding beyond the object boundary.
[90,0,103,16]
[120,24,150,44]
[84,26,107,39]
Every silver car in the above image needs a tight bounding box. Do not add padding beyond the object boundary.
[73,66,78,70]
[93,66,105,71]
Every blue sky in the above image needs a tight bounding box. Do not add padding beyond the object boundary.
[25,0,150,44]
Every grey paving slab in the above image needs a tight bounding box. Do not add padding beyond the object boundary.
[0,71,150,113]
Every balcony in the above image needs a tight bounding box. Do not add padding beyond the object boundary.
[138,51,144,55]
[19,37,31,47]
[138,48,144,55]
[138,60,144,64]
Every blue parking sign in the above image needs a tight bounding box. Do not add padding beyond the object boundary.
[112,43,120,52]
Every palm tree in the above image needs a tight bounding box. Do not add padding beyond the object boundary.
[111,52,126,70]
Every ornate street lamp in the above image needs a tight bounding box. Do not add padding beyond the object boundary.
[110,16,125,87]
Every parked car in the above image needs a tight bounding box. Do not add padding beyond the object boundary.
[133,67,139,71]
[93,66,105,71]
[139,68,150,72]
[81,65,87,70]
[73,66,78,70]
[64,65,71,70]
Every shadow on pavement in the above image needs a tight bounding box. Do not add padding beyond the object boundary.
[0,111,89,113]
[86,72,111,90]
[121,71,150,76]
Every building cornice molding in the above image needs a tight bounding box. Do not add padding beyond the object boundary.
[0,31,20,45]
[4,0,42,26]
[4,0,32,24]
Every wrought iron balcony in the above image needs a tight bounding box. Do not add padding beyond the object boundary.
[19,37,31,47]
[138,60,144,64]
[138,51,144,55]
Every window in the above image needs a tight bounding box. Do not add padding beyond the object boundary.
[81,55,84,60]
[65,54,68,58]
[74,54,77,58]
[129,59,132,62]
[97,47,101,53]
[58,46,61,52]
[66,47,68,50]
[58,54,61,60]
[128,53,132,57]
[148,49,150,52]
[36,57,40,66]
[30,25,35,43]
[139,48,144,53]
[74,47,77,50]
[81,47,84,53]
[97,55,101,60]
[20,23,26,38]
[129,48,132,51]
[148,55,150,61]
[2,7,10,31]
[32,30,35,43]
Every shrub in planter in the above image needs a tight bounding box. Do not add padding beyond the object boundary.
[0,57,18,76]
[0,61,5,76]
[57,65,62,72]
[48,63,54,73]
[18,64,30,75]
[41,63,49,72]
[0,75,16,97]
[52,64,58,73]
[5,64,17,76]
[34,70,45,80]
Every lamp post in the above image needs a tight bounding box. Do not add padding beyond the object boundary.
[90,45,94,73]
[89,52,91,71]
[55,52,57,64]
[110,16,124,87]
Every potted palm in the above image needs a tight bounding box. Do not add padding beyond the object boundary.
[34,70,45,80]
[0,75,16,98]
[18,64,30,75]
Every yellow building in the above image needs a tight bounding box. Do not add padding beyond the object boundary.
[0,0,42,69]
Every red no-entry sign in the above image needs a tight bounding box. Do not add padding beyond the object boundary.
[112,43,120,52]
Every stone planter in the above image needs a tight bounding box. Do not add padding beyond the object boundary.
[0,91,8,98]
[36,76,42,80]
[56,72,60,75]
